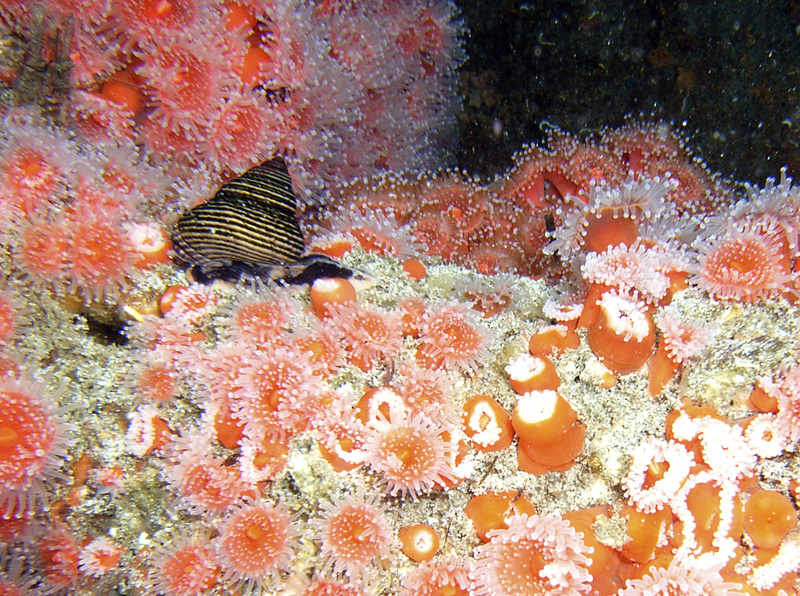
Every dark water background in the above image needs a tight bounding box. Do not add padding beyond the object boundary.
[455,0,800,187]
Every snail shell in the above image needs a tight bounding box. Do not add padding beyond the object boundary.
[172,157,305,268]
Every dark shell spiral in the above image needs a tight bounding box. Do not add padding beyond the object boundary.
[172,157,305,268]
[172,157,375,289]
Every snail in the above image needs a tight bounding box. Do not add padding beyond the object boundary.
[172,157,373,288]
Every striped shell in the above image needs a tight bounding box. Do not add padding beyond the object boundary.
[172,158,305,267]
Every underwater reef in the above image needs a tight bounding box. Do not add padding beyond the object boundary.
[0,1,798,596]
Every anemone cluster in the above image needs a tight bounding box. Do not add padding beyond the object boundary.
[0,2,799,596]
[2,0,463,200]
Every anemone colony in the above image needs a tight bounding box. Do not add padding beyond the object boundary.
[0,1,798,596]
